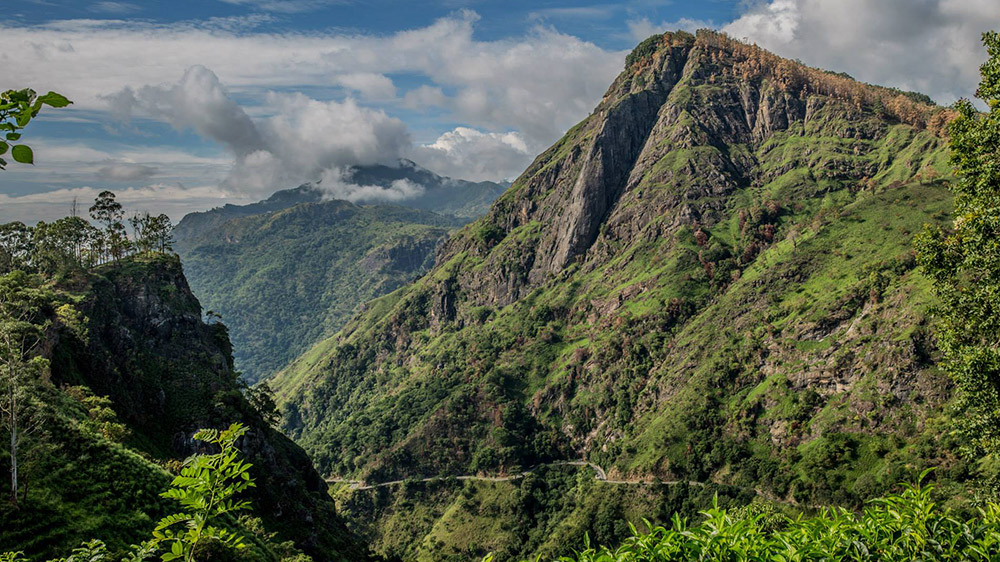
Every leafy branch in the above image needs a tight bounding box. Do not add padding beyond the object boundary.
[152,423,255,562]
[0,89,72,169]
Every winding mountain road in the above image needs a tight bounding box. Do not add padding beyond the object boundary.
[325,460,707,492]
[323,461,830,511]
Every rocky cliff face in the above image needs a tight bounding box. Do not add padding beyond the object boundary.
[275,30,958,516]
[43,254,367,562]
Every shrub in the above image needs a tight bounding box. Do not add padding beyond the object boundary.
[512,475,1000,562]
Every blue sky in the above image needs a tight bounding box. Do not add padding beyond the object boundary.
[1,0,997,222]
[7,1,738,44]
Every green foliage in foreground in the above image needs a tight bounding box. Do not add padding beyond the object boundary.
[152,424,254,562]
[528,477,1000,562]
[2,423,272,562]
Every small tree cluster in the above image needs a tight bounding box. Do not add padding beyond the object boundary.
[0,191,174,275]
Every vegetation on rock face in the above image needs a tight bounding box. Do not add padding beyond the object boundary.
[624,34,665,68]
[273,30,967,560]
[918,32,1000,494]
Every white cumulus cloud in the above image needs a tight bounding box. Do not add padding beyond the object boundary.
[318,168,426,203]
[414,127,532,182]
[1,12,622,150]
[0,12,624,210]
[105,68,412,197]
[107,65,265,156]
[336,73,397,100]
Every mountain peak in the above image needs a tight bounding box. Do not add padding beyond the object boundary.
[427,29,954,305]
[614,29,946,132]
[623,29,696,69]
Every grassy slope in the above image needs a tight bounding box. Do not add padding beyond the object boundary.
[1,385,173,557]
[315,176,963,562]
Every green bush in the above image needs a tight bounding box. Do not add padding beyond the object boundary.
[517,476,1000,562]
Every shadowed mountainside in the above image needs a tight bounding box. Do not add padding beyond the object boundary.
[0,255,369,562]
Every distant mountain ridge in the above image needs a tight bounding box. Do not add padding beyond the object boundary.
[345,159,508,218]
[174,160,503,382]
[174,159,505,245]
[173,183,324,244]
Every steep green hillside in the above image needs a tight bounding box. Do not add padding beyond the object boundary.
[274,30,965,560]
[176,201,464,382]
[0,255,367,562]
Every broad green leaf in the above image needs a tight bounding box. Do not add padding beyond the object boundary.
[5,133,19,141]
[37,92,71,108]
[0,141,7,155]
[11,145,33,164]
